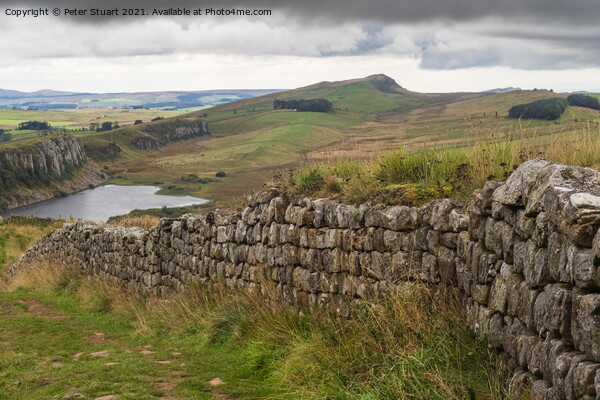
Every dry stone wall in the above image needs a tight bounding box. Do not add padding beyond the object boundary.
[10,158,600,399]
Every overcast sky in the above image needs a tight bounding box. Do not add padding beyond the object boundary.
[1,0,599,93]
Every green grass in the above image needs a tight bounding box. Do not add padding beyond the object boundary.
[1,254,510,400]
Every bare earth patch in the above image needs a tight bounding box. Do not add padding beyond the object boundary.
[17,299,64,321]
[86,332,118,345]
[209,378,244,400]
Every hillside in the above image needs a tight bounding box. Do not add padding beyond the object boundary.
[64,74,598,210]
[2,74,599,212]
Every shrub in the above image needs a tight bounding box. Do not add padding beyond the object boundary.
[134,119,144,125]
[215,171,227,178]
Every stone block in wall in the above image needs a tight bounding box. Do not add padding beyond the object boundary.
[235,221,248,244]
[516,331,539,368]
[437,246,456,285]
[489,275,509,313]
[508,369,534,400]
[312,199,337,228]
[383,230,401,253]
[426,229,440,256]
[515,281,540,330]
[566,360,600,399]
[506,271,525,316]
[265,197,286,225]
[533,284,572,341]
[345,252,361,276]
[487,312,504,349]
[456,257,473,296]
[473,284,490,305]
[379,206,419,231]
[369,251,392,281]
[491,201,517,226]
[246,187,281,207]
[429,199,463,232]
[573,289,600,362]
[548,231,570,283]
[421,252,439,283]
[468,180,503,216]
[520,241,550,288]
[298,248,322,272]
[449,209,469,232]
[440,232,458,249]
[569,245,600,290]
[321,248,341,273]
[530,379,550,400]
[515,209,536,240]
[364,205,384,228]
[415,227,430,252]
[492,158,553,212]
[391,251,418,282]
[456,232,472,259]
[477,250,500,285]
[484,217,503,258]
[532,212,550,247]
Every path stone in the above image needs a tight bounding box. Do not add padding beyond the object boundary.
[61,387,85,399]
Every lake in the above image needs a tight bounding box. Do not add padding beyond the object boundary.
[1,185,209,221]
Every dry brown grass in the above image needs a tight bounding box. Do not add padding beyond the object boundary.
[108,214,160,229]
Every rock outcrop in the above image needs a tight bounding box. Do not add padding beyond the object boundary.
[10,159,600,399]
[0,135,109,209]
[142,118,210,142]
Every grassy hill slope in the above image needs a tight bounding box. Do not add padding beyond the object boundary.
[14,74,597,211]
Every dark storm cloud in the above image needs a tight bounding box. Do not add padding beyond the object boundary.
[1,0,599,24]
[2,0,600,71]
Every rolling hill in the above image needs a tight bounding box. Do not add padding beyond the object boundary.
[3,74,600,210]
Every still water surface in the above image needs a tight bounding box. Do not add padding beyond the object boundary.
[1,185,209,221]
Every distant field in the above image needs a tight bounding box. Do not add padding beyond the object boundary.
[0,108,200,131]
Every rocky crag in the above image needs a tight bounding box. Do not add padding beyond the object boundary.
[142,118,210,143]
[0,135,109,209]
[10,159,600,399]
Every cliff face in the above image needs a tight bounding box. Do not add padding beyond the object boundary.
[142,118,210,142]
[0,135,109,209]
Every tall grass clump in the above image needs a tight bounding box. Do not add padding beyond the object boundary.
[130,280,508,399]
[284,120,600,205]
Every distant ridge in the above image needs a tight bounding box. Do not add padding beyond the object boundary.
[0,88,78,99]
[485,87,521,93]
[0,88,285,110]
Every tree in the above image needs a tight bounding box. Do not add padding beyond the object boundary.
[273,98,333,113]
[134,120,143,125]
[17,120,51,130]
[508,98,567,120]
[567,94,600,110]
[100,121,113,131]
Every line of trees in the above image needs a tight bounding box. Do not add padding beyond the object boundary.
[567,94,600,110]
[273,98,333,113]
[17,120,51,130]
[90,121,120,132]
[508,98,567,120]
